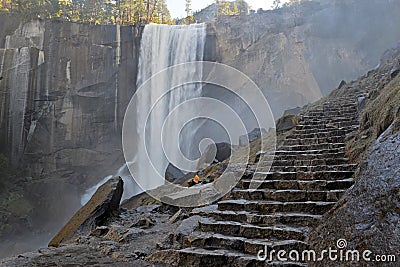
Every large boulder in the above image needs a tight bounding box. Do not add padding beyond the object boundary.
[165,163,185,182]
[48,176,123,247]
[276,114,299,133]
[197,142,232,169]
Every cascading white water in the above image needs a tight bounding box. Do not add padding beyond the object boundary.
[80,163,138,205]
[81,23,206,205]
[133,23,206,191]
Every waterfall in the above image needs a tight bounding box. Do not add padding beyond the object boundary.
[133,23,206,191]
[80,23,206,205]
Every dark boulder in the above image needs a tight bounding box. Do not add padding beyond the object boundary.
[338,79,347,89]
[390,66,400,79]
[48,176,123,247]
[198,142,232,169]
[276,114,299,132]
[165,163,185,182]
[215,143,232,162]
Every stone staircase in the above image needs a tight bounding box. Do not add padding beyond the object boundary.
[151,97,360,266]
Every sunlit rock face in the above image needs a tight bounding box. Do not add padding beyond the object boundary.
[212,0,400,117]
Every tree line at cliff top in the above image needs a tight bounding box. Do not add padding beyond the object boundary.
[0,0,303,25]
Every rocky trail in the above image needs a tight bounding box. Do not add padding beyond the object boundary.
[148,96,363,266]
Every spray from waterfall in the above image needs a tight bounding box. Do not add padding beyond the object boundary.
[81,23,206,205]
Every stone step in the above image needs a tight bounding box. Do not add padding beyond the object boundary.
[198,218,308,241]
[314,104,357,109]
[299,119,358,126]
[184,231,309,255]
[261,158,351,166]
[291,128,354,136]
[280,143,346,152]
[247,170,354,181]
[305,111,358,117]
[274,147,344,155]
[299,119,358,125]
[238,178,354,191]
[230,189,346,202]
[299,115,357,121]
[286,131,350,139]
[259,152,347,161]
[284,136,345,146]
[192,209,322,227]
[148,247,307,267]
[269,164,357,172]
[300,116,357,121]
[218,200,336,215]
[309,104,357,109]
[295,124,358,131]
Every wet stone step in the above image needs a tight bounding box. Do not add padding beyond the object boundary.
[274,148,345,155]
[303,114,357,120]
[280,143,346,151]
[254,152,349,163]
[218,200,336,215]
[304,110,358,116]
[148,247,262,267]
[230,189,346,202]
[198,218,308,241]
[238,178,354,191]
[305,110,358,116]
[191,209,322,227]
[259,158,351,166]
[313,104,357,109]
[286,131,350,139]
[247,170,354,181]
[269,164,357,172]
[284,136,345,146]
[151,247,307,267]
[266,152,347,161]
[300,115,358,121]
[183,231,309,255]
[299,119,358,126]
[295,124,358,131]
[291,128,354,136]
[299,115,358,124]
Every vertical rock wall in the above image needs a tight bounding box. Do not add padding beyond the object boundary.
[213,0,400,117]
[0,18,141,181]
[0,18,142,249]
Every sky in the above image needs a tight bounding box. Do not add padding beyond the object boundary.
[166,0,290,19]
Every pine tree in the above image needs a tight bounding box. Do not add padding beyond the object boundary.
[271,0,281,10]
[0,0,12,12]
[236,0,247,15]
[0,0,172,25]
[185,0,191,17]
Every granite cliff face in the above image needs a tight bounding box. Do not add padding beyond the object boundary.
[0,17,141,258]
[213,0,400,117]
